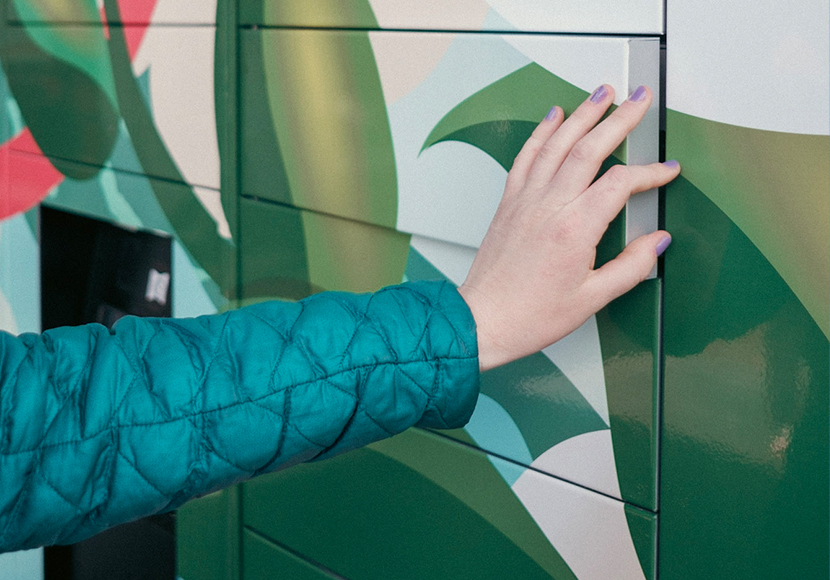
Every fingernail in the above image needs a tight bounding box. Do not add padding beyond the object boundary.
[545,106,557,121]
[589,85,608,104]
[655,235,672,257]
[663,159,680,169]
[629,85,647,102]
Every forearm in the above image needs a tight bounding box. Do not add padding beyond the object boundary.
[0,280,479,552]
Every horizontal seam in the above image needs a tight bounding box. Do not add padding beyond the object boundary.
[0,355,475,458]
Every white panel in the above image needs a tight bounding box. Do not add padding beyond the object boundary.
[667,0,829,135]
[392,32,660,249]
[529,429,622,499]
[388,33,660,249]
[147,0,218,24]
[385,32,528,248]
[511,464,647,580]
[133,28,222,191]
[368,0,663,34]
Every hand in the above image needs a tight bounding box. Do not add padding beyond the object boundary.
[458,85,680,371]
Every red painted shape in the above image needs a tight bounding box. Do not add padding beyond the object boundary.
[117,0,159,59]
[99,5,110,39]
[0,130,65,220]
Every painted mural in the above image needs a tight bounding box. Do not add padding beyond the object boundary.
[0,0,827,579]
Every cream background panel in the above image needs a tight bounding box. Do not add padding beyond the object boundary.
[512,467,646,580]
[667,0,829,135]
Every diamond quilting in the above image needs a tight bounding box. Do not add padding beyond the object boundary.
[0,280,479,552]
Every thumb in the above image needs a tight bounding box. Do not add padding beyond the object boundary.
[588,231,671,306]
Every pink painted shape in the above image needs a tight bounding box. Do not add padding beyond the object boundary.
[99,5,110,39]
[0,130,65,220]
[117,0,159,59]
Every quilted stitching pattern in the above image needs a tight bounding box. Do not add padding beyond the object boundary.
[0,280,479,552]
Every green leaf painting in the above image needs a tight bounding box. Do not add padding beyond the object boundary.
[422,63,621,170]
[245,428,579,580]
[667,110,829,338]
[1,1,119,178]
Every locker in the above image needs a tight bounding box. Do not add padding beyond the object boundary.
[239,0,663,35]
[660,1,829,578]
[1,24,222,191]
[240,29,660,251]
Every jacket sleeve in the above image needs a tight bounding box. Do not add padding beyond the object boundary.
[0,280,479,552]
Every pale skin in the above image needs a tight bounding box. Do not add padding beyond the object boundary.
[458,84,681,371]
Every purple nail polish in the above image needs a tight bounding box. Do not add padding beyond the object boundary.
[589,85,608,104]
[655,235,672,257]
[629,85,647,102]
[663,159,680,169]
[545,106,557,121]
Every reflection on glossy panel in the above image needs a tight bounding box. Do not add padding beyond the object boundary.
[662,5,829,573]
[662,175,829,580]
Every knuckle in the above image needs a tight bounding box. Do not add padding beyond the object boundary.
[569,138,595,163]
[551,208,583,241]
[535,141,560,164]
[513,137,542,168]
[603,164,630,191]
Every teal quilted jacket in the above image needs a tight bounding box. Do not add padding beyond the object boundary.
[0,280,479,553]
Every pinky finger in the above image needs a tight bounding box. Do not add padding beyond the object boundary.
[586,230,671,307]
[505,106,564,196]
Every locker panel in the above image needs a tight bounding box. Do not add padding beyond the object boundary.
[177,489,240,580]
[1,24,223,191]
[243,428,655,580]
[660,2,829,578]
[239,29,660,251]
[242,531,342,580]
[238,0,664,35]
[239,197,410,302]
[6,0,217,25]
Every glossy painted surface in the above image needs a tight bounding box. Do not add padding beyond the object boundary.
[243,428,653,580]
[2,23,222,191]
[240,29,659,248]
[239,197,410,301]
[239,0,664,35]
[243,531,340,580]
[661,144,829,580]
[0,3,236,304]
[5,0,825,579]
[6,0,217,24]
[661,3,829,577]
[177,489,240,580]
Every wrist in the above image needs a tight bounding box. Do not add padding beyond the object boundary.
[457,284,509,372]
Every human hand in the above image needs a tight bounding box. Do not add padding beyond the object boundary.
[458,85,680,371]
